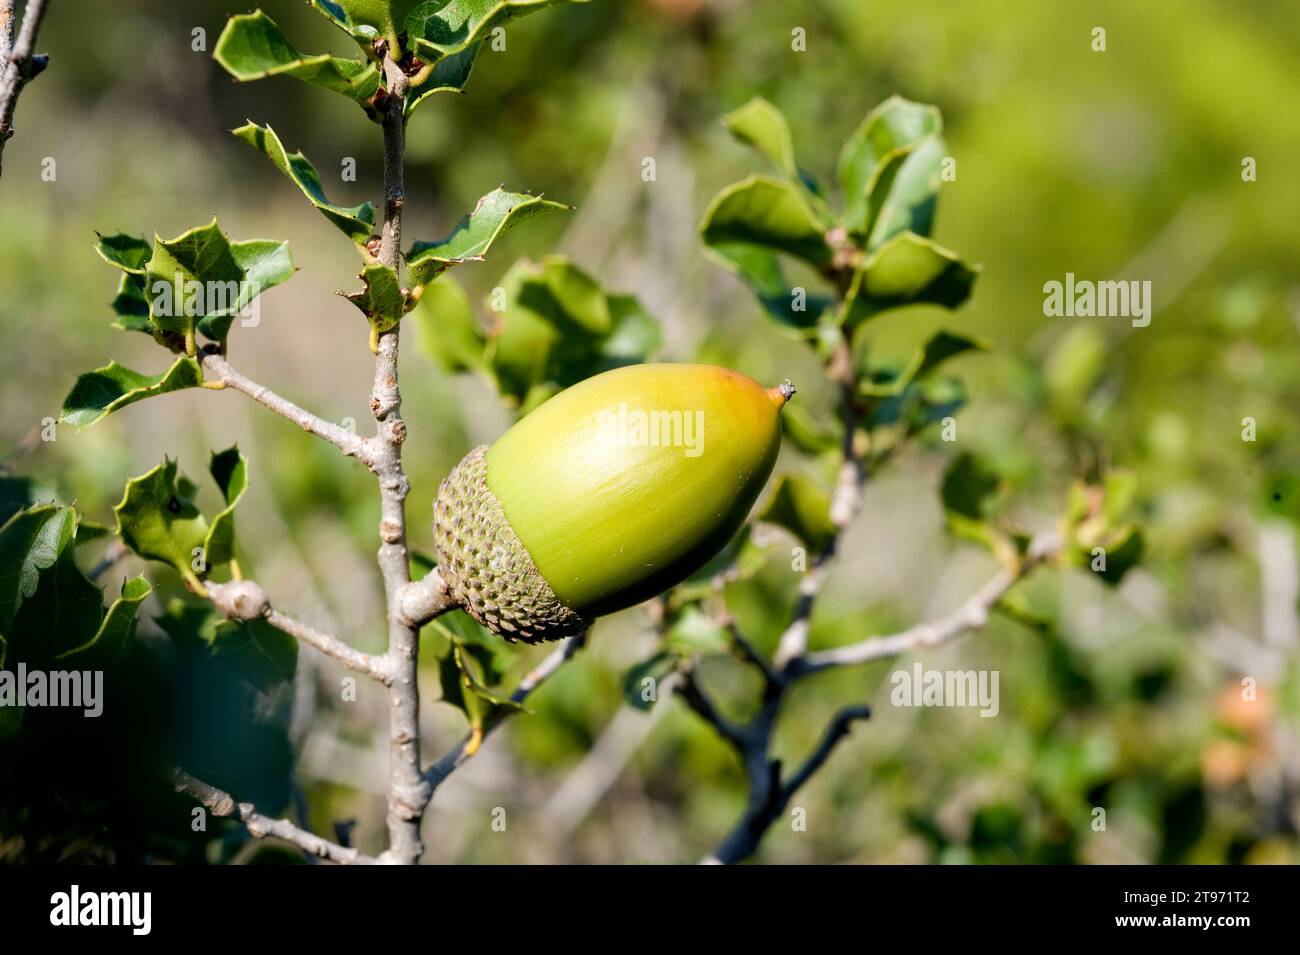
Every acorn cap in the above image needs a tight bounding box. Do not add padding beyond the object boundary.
[434,446,591,643]
[434,363,789,642]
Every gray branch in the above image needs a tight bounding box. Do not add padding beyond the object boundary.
[206,580,391,684]
[371,52,425,866]
[398,566,458,627]
[173,769,375,864]
[789,532,1064,676]
[200,352,373,466]
[0,0,51,178]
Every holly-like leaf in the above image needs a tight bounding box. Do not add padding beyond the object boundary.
[203,448,248,571]
[838,96,941,236]
[308,0,401,47]
[343,263,409,347]
[724,96,797,179]
[232,123,375,245]
[407,188,570,288]
[406,0,589,63]
[55,576,153,665]
[706,243,834,329]
[114,460,210,590]
[411,273,487,374]
[94,232,151,273]
[109,273,151,332]
[60,356,203,430]
[757,473,837,553]
[622,650,676,711]
[842,232,978,327]
[485,256,659,406]
[214,11,380,105]
[199,239,296,342]
[0,505,150,665]
[700,175,832,270]
[406,43,481,115]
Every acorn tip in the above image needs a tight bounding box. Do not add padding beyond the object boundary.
[768,379,796,409]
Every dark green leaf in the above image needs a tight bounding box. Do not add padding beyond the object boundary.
[203,448,248,570]
[60,357,203,430]
[214,11,380,105]
[700,175,832,270]
[55,576,153,666]
[232,123,376,245]
[842,232,978,327]
[940,453,1001,548]
[406,42,481,115]
[861,134,945,249]
[706,243,834,329]
[211,618,298,693]
[838,96,941,235]
[407,0,589,63]
[198,239,296,342]
[407,188,570,287]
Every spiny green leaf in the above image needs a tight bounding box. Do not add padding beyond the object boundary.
[842,232,978,327]
[94,232,151,273]
[214,11,380,105]
[109,273,151,331]
[60,357,203,430]
[203,448,248,570]
[411,274,487,374]
[406,42,480,115]
[0,505,145,664]
[699,175,832,270]
[724,96,797,179]
[344,263,409,344]
[838,96,941,234]
[308,0,395,48]
[54,576,152,665]
[232,123,376,245]
[406,0,589,63]
[198,239,296,342]
[757,473,837,552]
[114,460,210,589]
[705,242,834,329]
[407,188,570,287]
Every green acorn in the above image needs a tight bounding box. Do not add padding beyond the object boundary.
[434,363,793,643]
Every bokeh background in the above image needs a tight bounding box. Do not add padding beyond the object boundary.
[2,0,1299,863]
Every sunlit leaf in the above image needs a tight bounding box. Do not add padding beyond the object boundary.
[215,11,380,105]
[842,232,978,327]
[60,357,203,430]
[700,175,832,270]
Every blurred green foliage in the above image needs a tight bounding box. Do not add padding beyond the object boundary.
[2,0,1299,863]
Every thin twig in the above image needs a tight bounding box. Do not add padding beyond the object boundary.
[200,351,372,466]
[398,566,458,627]
[206,579,390,684]
[789,532,1064,675]
[421,633,586,794]
[173,769,375,864]
[0,0,51,177]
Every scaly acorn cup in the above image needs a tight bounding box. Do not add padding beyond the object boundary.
[434,363,794,643]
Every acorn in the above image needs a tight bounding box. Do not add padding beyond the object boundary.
[434,363,793,643]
